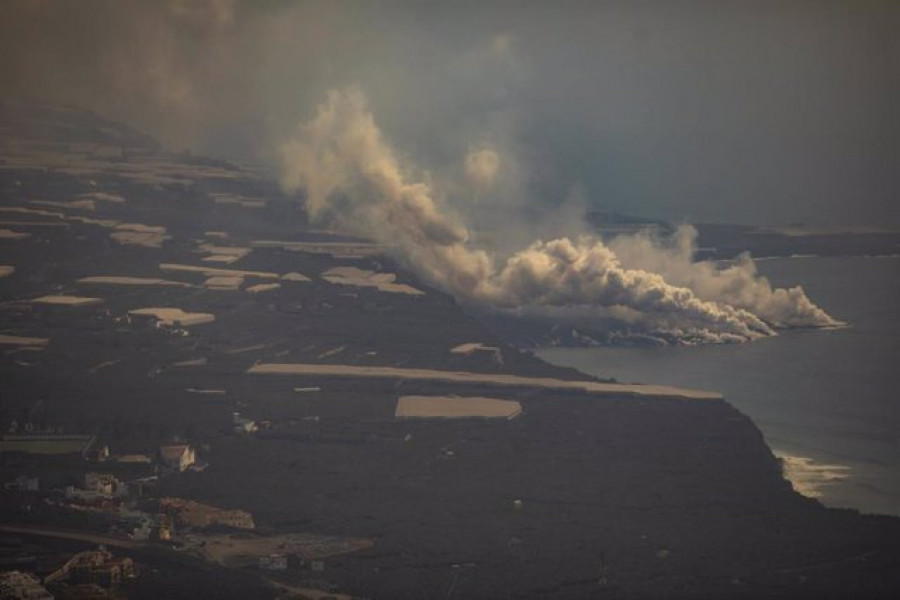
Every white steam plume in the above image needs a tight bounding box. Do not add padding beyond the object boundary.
[281,89,839,345]
[608,226,839,329]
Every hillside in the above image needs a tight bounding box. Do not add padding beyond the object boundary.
[1,105,899,599]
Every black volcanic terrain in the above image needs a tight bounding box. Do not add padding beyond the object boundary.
[2,103,900,599]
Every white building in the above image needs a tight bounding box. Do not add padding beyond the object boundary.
[232,412,258,435]
[84,472,128,497]
[158,444,196,472]
[259,554,288,571]
[3,475,39,492]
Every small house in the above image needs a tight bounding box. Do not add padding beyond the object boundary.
[3,475,39,492]
[158,444,196,472]
[259,554,288,571]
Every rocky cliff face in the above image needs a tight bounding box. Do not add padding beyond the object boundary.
[160,383,900,598]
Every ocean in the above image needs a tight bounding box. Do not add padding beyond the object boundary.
[537,256,900,516]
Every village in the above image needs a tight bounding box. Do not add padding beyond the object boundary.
[1,409,378,599]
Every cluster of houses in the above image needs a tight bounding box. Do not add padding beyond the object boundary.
[0,570,53,600]
[116,507,172,542]
[0,548,136,600]
[44,549,135,589]
[232,411,275,436]
[65,471,129,504]
[3,475,39,493]
[258,554,326,573]
[232,411,259,435]
[3,439,261,542]
[115,496,256,543]
[3,443,204,513]
[90,442,201,472]
[56,444,201,506]
[1,435,265,592]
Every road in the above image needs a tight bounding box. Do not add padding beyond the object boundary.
[0,524,141,550]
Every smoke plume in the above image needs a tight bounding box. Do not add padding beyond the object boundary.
[281,89,840,345]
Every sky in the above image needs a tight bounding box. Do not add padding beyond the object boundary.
[1,0,897,227]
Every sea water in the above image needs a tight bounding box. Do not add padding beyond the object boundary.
[537,256,900,516]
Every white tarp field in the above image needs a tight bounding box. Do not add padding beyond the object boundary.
[396,395,523,419]
[247,363,722,400]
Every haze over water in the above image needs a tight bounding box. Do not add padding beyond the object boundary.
[538,255,900,516]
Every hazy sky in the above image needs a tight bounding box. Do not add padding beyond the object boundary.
[1,0,897,226]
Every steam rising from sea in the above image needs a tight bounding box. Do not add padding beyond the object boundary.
[281,89,840,345]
